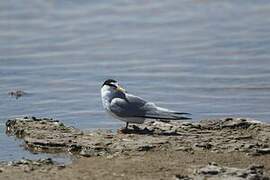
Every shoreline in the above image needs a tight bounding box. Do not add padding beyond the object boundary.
[1,117,270,179]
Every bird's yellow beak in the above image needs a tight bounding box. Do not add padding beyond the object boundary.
[117,85,126,93]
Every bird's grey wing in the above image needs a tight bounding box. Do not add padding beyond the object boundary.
[110,93,191,120]
[124,93,147,107]
[109,94,147,118]
[125,94,191,116]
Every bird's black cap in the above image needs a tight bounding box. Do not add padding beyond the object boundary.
[102,79,117,87]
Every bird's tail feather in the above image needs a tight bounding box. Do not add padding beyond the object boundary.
[172,112,192,116]
[137,109,191,120]
[135,115,191,120]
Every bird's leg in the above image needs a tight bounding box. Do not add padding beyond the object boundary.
[125,122,129,129]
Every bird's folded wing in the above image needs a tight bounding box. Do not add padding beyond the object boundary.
[110,97,145,118]
[110,94,191,120]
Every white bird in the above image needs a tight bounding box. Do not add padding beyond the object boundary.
[101,79,191,129]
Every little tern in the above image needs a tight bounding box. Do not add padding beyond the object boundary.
[101,79,191,129]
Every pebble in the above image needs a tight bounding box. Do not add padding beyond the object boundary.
[256,148,270,155]
[198,164,223,175]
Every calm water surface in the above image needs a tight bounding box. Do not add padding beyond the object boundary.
[1,0,270,161]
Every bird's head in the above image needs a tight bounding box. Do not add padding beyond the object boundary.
[101,79,126,93]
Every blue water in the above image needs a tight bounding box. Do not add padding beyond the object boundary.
[1,0,270,161]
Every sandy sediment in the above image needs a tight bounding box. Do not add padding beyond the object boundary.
[1,116,270,180]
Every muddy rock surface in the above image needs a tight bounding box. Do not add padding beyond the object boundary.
[5,117,270,157]
[3,117,270,180]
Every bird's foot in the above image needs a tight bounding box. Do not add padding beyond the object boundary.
[118,122,130,134]
[117,127,130,134]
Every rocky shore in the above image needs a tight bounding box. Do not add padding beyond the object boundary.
[2,117,270,179]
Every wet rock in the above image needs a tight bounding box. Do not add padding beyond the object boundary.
[2,158,54,173]
[5,117,270,158]
[7,158,54,167]
[0,158,55,173]
[38,158,54,165]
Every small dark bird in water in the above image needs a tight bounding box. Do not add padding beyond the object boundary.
[8,90,27,99]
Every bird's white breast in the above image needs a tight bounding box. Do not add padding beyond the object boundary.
[101,85,113,110]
